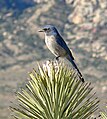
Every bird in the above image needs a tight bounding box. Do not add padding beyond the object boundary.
[38,25,84,82]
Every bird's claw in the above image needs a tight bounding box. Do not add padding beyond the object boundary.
[55,56,60,61]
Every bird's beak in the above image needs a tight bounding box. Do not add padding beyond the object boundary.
[38,29,44,32]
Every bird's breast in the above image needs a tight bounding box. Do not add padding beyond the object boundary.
[45,35,66,57]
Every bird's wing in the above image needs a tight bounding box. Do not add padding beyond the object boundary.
[55,35,74,60]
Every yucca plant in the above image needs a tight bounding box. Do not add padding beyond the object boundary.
[100,106,107,119]
[11,61,99,119]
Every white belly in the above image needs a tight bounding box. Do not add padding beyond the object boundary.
[45,35,66,57]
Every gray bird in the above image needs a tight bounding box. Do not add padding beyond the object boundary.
[39,25,84,82]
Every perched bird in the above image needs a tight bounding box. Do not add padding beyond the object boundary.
[38,25,84,82]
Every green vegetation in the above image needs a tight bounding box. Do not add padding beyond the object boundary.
[11,62,99,119]
[100,106,107,119]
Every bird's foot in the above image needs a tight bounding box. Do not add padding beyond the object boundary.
[55,56,60,61]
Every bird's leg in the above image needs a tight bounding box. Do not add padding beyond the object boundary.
[55,56,60,61]
[54,56,60,65]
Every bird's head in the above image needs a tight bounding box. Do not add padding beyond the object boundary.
[38,25,59,36]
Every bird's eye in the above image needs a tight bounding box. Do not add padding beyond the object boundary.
[43,28,50,31]
[43,28,47,31]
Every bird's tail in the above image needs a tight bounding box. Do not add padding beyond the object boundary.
[66,56,84,83]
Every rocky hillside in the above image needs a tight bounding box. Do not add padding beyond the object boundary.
[0,0,107,118]
[0,0,107,81]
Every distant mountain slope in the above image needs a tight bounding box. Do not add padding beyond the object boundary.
[0,0,107,81]
[0,0,36,10]
[0,1,107,118]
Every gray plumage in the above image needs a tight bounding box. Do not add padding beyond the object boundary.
[39,25,84,82]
